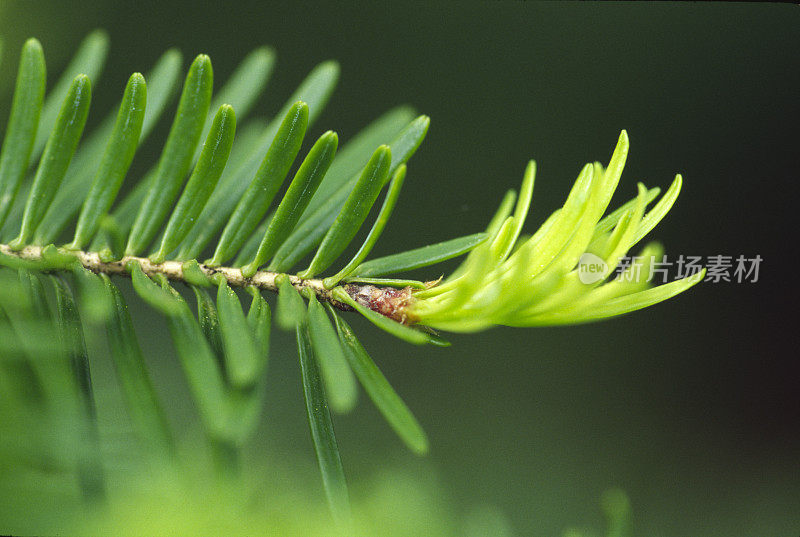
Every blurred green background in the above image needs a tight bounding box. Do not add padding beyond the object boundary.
[1,2,797,536]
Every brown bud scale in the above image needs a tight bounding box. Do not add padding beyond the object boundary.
[344,284,418,325]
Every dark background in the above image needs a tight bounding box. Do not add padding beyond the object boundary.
[1,2,797,536]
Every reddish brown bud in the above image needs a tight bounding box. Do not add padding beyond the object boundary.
[344,284,418,325]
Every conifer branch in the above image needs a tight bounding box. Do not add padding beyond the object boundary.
[0,242,354,310]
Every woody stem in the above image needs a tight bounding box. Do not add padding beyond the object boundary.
[0,243,359,311]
